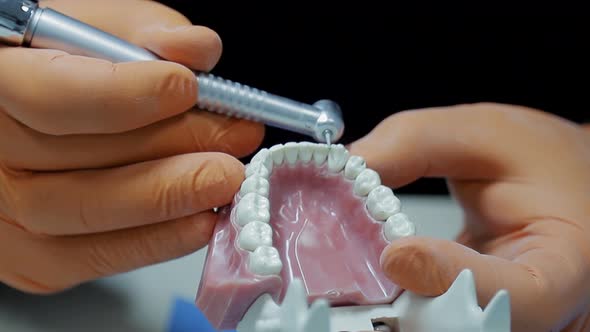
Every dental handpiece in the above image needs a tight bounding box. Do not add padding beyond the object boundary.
[0,0,344,144]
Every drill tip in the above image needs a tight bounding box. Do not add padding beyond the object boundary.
[324,129,332,146]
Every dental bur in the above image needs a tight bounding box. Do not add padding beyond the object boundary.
[0,0,344,144]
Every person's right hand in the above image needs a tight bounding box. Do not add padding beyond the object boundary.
[0,0,263,294]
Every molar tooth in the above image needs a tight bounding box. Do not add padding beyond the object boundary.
[238,221,273,251]
[298,142,314,163]
[353,168,381,196]
[327,144,349,172]
[284,142,299,165]
[235,193,270,226]
[384,213,416,242]
[312,144,330,165]
[245,161,270,178]
[366,185,401,221]
[251,148,273,173]
[239,175,270,197]
[269,144,285,166]
[249,246,283,276]
[344,155,367,180]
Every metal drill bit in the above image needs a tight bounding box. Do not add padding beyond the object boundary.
[324,129,332,146]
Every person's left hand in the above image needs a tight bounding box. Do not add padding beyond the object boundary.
[349,103,590,331]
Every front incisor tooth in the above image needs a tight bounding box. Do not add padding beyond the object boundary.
[235,193,270,226]
[284,142,299,165]
[312,144,330,165]
[245,161,270,178]
[366,185,401,221]
[251,148,273,172]
[298,142,314,163]
[239,175,270,197]
[238,221,273,251]
[344,155,367,180]
[353,169,381,196]
[249,246,283,276]
[269,144,285,165]
[384,213,416,242]
[327,144,349,172]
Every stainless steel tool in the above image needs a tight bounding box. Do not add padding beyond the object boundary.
[0,0,344,143]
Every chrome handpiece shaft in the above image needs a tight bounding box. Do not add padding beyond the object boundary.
[0,0,345,143]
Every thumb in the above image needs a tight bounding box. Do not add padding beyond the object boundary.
[380,236,580,331]
[380,236,530,300]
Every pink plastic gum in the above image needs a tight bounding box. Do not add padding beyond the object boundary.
[196,161,401,330]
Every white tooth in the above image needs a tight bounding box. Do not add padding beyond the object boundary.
[312,144,330,165]
[269,144,285,166]
[251,148,273,173]
[284,142,299,165]
[353,168,381,196]
[235,193,270,226]
[239,175,270,197]
[384,213,416,242]
[245,161,270,178]
[366,185,401,221]
[344,155,366,180]
[238,221,273,251]
[327,144,349,172]
[298,142,314,163]
[249,246,283,276]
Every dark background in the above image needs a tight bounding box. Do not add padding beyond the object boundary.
[158,5,590,194]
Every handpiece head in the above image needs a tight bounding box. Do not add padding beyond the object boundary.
[313,99,345,144]
[0,0,38,46]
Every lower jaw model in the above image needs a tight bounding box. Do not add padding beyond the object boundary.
[195,142,511,332]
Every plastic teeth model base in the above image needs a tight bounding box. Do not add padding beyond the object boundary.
[237,269,511,332]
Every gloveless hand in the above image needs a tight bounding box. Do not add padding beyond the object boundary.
[349,103,590,331]
[0,0,263,293]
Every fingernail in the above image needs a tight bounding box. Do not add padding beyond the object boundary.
[379,243,393,268]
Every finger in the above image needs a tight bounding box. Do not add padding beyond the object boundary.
[380,233,590,331]
[10,152,243,235]
[0,211,216,294]
[43,0,222,70]
[0,110,264,171]
[0,48,197,135]
[347,103,577,188]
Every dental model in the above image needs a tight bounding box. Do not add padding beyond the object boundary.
[237,270,511,332]
[195,142,511,331]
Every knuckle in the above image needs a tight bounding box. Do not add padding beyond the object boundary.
[76,194,98,234]
[179,112,264,158]
[180,113,207,152]
[211,119,265,158]
[191,155,240,191]
[152,155,240,220]
[85,239,118,277]
[154,66,197,112]
[188,154,242,208]
[154,179,183,220]
[0,167,37,232]
[86,230,166,276]
[0,166,14,220]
